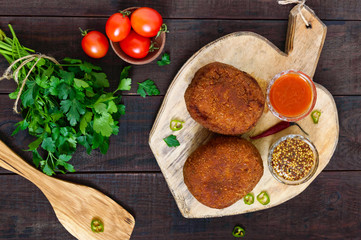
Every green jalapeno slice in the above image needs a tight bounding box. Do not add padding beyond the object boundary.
[170,119,185,131]
[232,226,245,237]
[91,218,104,233]
[311,110,321,124]
[244,193,254,205]
[257,191,270,205]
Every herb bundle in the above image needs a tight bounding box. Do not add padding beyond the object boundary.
[0,25,130,175]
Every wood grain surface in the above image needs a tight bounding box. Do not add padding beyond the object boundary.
[1,0,360,20]
[149,5,340,218]
[0,0,360,239]
[0,141,135,240]
[0,19,360,95]
[0,172,359,240]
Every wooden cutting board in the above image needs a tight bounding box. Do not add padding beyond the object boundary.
[149,5,339,218]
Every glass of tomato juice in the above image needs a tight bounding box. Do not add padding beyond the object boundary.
[266,70,317,122]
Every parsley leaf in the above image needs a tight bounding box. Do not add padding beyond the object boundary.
[118,78,132,91]
[28,137,43,151]
[94,102,107,115]
[118,104,126,115]
[12,119,29,136]
[107,101,118,114]
[57,82,73,100]
[32,150,43,168]
[77,135,92,154]
[92,72,109,88]
[93,113,114,137]
[80,61,102,73]
[59,70,74,85]
[41,137,56,152]
[79,112,93,135]
[163,135,180,147]
[137,79,160,98]
[60,98,86,126]
[4,26,128,175]
[115,66,132,92]
[59,154,72,162]
[157,53,171,66]
[35,75,50,89]
[43,162,54,176]
[63,57,82,64]
[74,78,89,88]
[48,76,61,96]
[120,65,131,80]
[21,81,37,107]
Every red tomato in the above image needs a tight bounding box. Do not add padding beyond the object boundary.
[81,31,109,58]
[106,12,131,42]
[120,30,150,59]
[131,7,163,37]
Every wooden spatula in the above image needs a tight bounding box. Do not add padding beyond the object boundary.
[0,140,135,240]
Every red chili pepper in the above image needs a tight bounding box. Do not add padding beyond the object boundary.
[250,121,308,140]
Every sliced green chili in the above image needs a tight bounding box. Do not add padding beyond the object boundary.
[91,218,104,233]
[257,191,270,205]
[232,226,245,237]
[311,110,321,124]
[244,193,254,205]
[170,119,185,131]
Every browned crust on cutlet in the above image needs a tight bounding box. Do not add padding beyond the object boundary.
[183,135,264,209]
[184,62,265,135]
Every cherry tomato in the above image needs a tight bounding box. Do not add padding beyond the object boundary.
[120,30,150,59]
[131,7,163,37]
[81,30,109,58]
[106,12,131,42]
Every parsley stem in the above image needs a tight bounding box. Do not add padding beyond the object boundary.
[0,49,13,55]
[57,64,82,67]
[0,42,13,51]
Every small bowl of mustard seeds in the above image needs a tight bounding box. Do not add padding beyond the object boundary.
[268,134,319,185]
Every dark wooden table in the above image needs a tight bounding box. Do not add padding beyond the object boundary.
[0,1,360,239]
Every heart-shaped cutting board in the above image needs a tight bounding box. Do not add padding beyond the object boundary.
[149,5,339,218]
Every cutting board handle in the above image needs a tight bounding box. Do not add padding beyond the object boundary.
[285,5,327,77]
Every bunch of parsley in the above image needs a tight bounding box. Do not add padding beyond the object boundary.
[0,25,130,175]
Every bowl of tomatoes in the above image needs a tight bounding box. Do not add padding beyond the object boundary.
[107,7,167,65]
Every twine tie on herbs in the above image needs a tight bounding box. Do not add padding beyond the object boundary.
[278,0,310,27]
[0,54,60,114]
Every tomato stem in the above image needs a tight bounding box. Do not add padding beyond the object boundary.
[119,10,131,17]
[79,27,90,37]
[156,24,169,39]
[149,41,159,52]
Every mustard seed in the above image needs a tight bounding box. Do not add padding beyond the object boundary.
[271,138,314,181]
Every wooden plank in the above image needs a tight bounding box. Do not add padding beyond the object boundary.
[0,94,360,173]
[0,95,163,173]
[2,0,361,20]
[148,7,339,218]
[0,18,360,95]
[0,140,135,240]
[0,171,359,239]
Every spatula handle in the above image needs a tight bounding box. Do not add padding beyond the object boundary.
[0,140,46,185]
[0,158,23,175]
